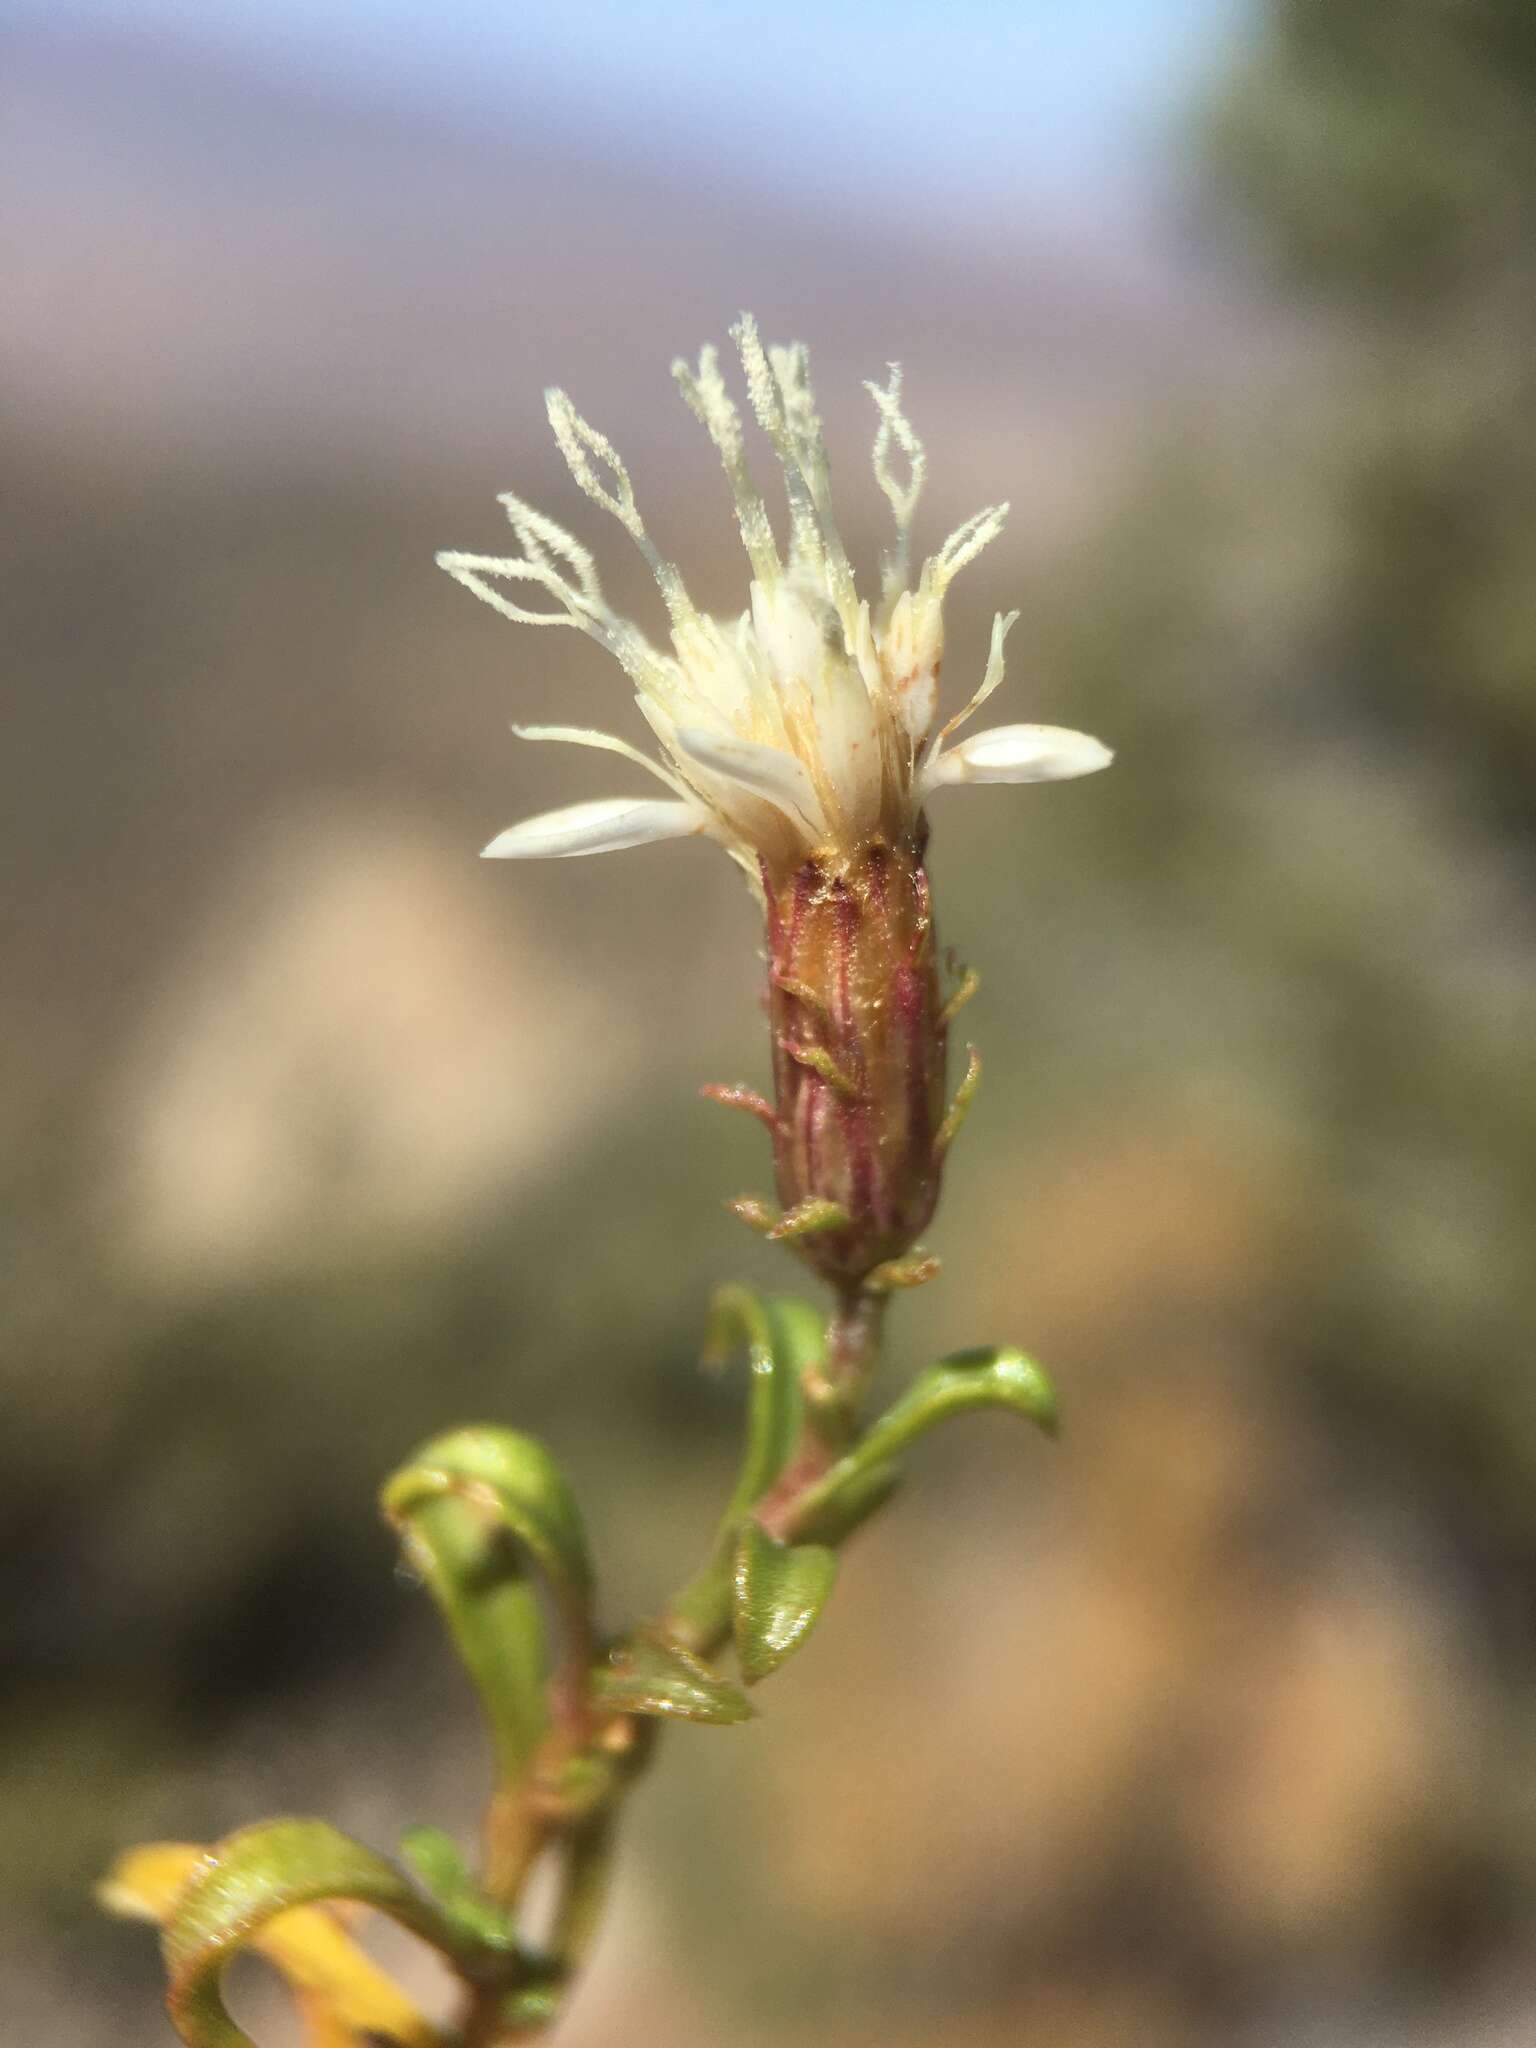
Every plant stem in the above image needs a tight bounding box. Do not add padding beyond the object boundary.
[469,1283,893,2037]
[547,1810,616,1970]
[823,1283,887,1419]
[482,1782,540,1908]
[751,1283,885,1539]
[664,1283,888,1645]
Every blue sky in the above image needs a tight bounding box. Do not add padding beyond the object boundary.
[47,0,1247,222]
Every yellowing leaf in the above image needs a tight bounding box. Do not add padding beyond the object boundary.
[100,1834,445,2048]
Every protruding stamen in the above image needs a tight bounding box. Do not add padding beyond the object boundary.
[769,340,858,622]
[732,315,826,579]
[932,503,1009,594]
[497,493,606,607]
[436,549,606,638]
[673,345,781,590]
[545,389,696,630]
[866,365,927,602]
[442,520,669,699]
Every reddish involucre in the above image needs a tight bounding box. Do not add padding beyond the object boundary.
[765,836,947,1288]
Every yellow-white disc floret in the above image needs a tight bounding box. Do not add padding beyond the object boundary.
[438,316,1111,884]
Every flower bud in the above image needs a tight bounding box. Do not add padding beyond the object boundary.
[764,834,947,1288]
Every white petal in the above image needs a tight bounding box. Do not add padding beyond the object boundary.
[481,797,704,860]
[670,725,822,834]
[511,723,693,799]
[923,723,1113,792]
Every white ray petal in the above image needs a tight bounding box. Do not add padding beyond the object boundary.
[921,723,1113,794]
[511,723,693,799]
[670,725,824,834]
[482,797,705,860]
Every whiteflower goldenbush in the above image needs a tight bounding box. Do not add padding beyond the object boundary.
[102,320,1113,2047]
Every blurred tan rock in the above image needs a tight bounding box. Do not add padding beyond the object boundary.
[106,804,631,1278]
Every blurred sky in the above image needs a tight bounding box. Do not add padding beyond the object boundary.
[36,0,1247,226]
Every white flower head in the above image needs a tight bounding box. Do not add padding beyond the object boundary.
[439,317,1111,885]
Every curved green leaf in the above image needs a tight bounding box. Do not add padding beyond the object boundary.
[382,1427,595,1782]
[383,1491,544,1782]
[762,1295,829,1381]
[894,1346,1059,1440]
[591,1632,754,1724]
[786,1458,903,1546]
[384,1426,593,1604]
[732,1523,838,1683]
[703,1286,818,1516]
[785,1346,1056,1542]
[162,1818,494,2048]
[667,1289,822,1646]
[848,1344,1057,1461]
[398,1826,512,1950]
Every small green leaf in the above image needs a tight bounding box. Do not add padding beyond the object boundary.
[699,1080,776,1127]
[398,1826,512,1950]
[591,1632,754,1724]
[939,963,980,1026]
[934,1043,982,1157]
[768,1195,851,1240]
[382,1427,596,1784]
[162,1818,483,2048]
[732,1523,838,1683]
[778,1038,859,1097]
[726,1194,777,1233]
[865,1251,942,1293]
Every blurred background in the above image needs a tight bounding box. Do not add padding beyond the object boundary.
[6,2,1536,2041]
